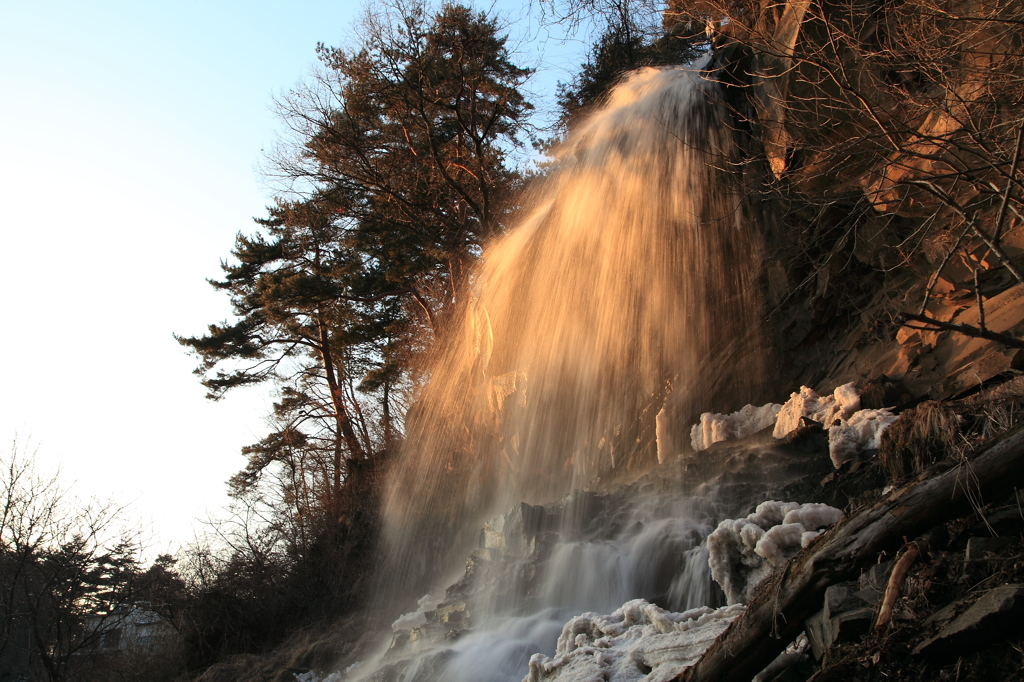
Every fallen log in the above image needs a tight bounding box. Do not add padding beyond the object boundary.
[677,423,1024,682]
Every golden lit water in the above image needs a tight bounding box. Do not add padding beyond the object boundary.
[379,64,768,598]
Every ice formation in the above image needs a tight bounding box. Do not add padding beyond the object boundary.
[391,592,444,631]
[293,671,342,682]
[828,408,900,468]
[772,383,898,467]
[656,405,673,464]
[707,501,843,604]
[690,402,783,452]
[685,383,899,467]
[772,383,861,438]
[522,599,745,682]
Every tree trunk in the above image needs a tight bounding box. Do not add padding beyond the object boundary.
[677,423,1024,682]
[316,316,365,502]
[383,375,392,451]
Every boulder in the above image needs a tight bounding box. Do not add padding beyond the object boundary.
[828,607,876,644]
[965,536,1020,561]
[481,502,556,558]
[969,508,1024,537]
[803,582,875,659]
[914,584,1024,658]
[805,610,828,661]
[858,560,894,594]
[823,583,867,621]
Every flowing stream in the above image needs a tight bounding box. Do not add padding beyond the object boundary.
[360,60,772,682]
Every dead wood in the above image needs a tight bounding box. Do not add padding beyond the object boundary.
[874,541,925,634]
[676,423,1024,682]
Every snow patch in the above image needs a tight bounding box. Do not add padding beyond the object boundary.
[707,501,843,604]
[690,403,783,452]
[782,503,845,530]
[755,523,806,565]
[523,599,745,682]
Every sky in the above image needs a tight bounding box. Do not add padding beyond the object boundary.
[0,0,589,559]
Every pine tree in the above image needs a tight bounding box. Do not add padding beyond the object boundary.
[179,2,533,521]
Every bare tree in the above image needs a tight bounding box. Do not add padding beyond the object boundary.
[661,0,1023,351]
[0,437,140,682]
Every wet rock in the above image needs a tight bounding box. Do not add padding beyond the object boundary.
[969,508,1024,537]
[828,607,876,644]
[389,629,410,652]
[481,502,557,557]
[853,584,883,605]
[965,536,1020,561]
[913,584,1024,658]
[823,583,867,620]
[805,584,875,659]
[781,418,828,453]
[858,560,894,594]
[922,285,1024,399]
[805,610,828,661]
[435,602,469,628]
[853,561,892,605]
[562,490,604,534]
[529,531,558,563]
[471,547,500,563]
[922,599,962,629]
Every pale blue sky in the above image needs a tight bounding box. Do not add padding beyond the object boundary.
[0,0,587,557]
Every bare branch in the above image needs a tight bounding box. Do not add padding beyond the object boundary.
[899,312,1024,349]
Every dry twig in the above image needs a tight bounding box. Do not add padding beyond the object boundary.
[899,312,1024,349]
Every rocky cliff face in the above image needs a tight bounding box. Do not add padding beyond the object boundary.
[682,0,1024,409]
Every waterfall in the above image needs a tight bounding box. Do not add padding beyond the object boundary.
[364,60,771,681]
[372,490,721,682]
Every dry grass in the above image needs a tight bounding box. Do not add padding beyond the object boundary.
[880,376,1024,485]
[879,401,961,483]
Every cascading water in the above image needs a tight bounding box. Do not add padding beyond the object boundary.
[373,488,722,682]
[362,60,775,681]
